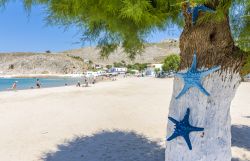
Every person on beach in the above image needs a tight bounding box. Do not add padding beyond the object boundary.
[84,78,88,87]
[92,77,96,84]
[36,79,41,88]
[76,81,81,87]
[11,81,17,90]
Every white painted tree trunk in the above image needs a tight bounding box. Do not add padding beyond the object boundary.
[165,70,241,161]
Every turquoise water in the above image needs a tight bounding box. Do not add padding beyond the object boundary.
[0,77,80,91]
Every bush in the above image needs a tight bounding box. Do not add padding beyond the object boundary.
[154,68,160,74]
[9,64,14,70]
[127,63,147,71]
[127,69,136,74]
[241,53,250,76]
[162,54,180,72]
[106,65,112,69]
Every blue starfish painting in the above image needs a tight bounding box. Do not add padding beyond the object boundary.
[167,108,204,150]
[175,51,220,99]
[187,4,215,25]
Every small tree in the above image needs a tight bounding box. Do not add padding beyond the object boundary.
[88,60,93,65]
[106,65,112,69]
[133,63,147,72]
[126,64,133,69]
[162,54,180,73]
[154,68,160,77]
[138,63,147,72]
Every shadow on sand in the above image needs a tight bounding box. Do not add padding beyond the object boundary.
[231,125,250,151]
[231,125,250,161]
[41,130,165,161]
[41,125,250,161]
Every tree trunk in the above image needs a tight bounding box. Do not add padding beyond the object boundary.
[165,3,244,161]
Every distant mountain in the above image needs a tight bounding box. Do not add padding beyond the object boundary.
[0,40,179,75]
[62,40,179,65]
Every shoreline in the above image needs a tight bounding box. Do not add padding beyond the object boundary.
[0,74,84,92]
[0,84,77,93]
[0,74,121,92]
[0,73,84,78]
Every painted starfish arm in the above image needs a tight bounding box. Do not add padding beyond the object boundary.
[195,82,210,96]
[190,51,197,71]
[187,7,192,14]
[200,66,221,77]
[190,126,204,132]
[183,108,190,123]
[192,6,199,24]
[175,72,185,78]
[192,5,215,24]
[167,132,180,141]
[183,134,192,150]
[175,84,191,99]
[198,5,215,12]
[168,117,179,124]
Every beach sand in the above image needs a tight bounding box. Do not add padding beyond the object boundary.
[0,77,249,161]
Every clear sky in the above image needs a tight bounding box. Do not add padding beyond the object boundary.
[0,1,182,53]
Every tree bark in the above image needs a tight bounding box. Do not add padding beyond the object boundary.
[165,3,244,161]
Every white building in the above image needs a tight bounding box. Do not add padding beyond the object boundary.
[84,59,90,63]
[152,64,163,70]
[109,67,127,74]
[94,64,103,69]
[145,64,163,76]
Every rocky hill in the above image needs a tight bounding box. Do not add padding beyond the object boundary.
[0,40,179,75]
[63,40,179,65]
[0,53,85,75]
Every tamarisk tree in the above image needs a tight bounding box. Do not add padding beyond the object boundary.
[1,0,249,160]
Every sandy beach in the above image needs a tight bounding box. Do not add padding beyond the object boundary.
[0,77,249,161]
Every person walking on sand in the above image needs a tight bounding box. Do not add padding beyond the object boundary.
[76,81,81,87]
[84,78,89,87]
[92,76,96,84]
[36,79,41,88]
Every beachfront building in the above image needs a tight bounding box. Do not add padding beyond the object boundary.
[108,67,127,74]
[94,64,103,69]
[145,64,163,76]
[84,59,90,64]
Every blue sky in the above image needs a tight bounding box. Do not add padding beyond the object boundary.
[0,1,182,53]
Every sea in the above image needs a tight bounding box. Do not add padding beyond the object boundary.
[0,77,80,91]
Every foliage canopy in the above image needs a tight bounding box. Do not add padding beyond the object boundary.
[241,54,250,76]
[0,0,249,57]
